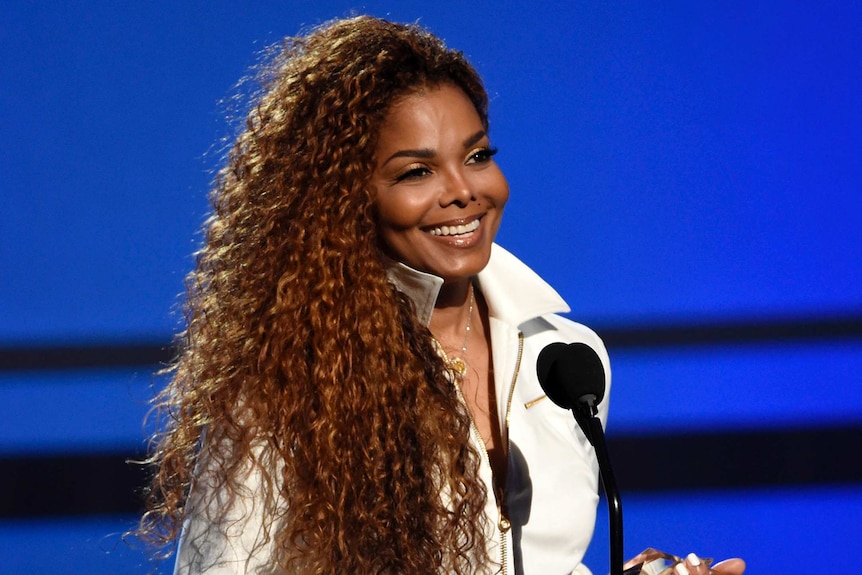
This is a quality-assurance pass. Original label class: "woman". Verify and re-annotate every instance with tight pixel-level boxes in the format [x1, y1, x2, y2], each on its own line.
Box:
[139, 15, 741, 575]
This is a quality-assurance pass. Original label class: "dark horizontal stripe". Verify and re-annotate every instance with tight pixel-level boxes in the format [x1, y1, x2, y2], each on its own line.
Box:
[3, 314, 862, 372]
[610, 423, 862, 492]
[0, 452, 150, 519]
[601, 314, 862, 349]
[0, 341, 174, 372]
[1, 424, 859, 518]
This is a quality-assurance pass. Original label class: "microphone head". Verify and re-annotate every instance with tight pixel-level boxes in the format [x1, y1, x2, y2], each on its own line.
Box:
[536, 342, 605, 410]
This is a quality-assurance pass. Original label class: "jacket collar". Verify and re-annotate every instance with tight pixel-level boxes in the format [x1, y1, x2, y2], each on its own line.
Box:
[386, 243, 570, 328]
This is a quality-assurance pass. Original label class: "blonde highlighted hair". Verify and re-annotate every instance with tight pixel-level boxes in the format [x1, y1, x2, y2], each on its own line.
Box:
[139, 15, 494, 574]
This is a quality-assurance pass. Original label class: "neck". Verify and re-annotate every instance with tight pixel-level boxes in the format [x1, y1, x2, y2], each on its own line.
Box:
[436, 277, 473, 307]
[429, 278, 474, 341]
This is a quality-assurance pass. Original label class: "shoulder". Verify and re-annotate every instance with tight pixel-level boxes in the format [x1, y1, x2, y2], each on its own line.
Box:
[520, 313, 612, 423]
[542, 314, 606, 352]
[174, 437, 281, 574]
[521, 313, 609, 368]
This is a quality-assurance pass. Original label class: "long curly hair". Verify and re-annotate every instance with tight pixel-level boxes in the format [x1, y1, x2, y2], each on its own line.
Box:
[139, 15, 494, 574]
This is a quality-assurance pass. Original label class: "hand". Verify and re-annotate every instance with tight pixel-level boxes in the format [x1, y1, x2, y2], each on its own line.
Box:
[623, 549, 745, 575]
[710, 558, 745, 575]
[677, 553, 745, 575]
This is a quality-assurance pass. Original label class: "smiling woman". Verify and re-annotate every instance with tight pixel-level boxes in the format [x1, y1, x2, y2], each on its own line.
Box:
[135, 14, 738, 575]
[372, 84, 509, 286]
[372, 83, 514, 519]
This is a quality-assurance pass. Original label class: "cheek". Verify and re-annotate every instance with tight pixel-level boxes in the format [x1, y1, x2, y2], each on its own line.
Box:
[375, 190, 433, 231]
[488, 169, 510, 208]
[498, 178, 510, 207]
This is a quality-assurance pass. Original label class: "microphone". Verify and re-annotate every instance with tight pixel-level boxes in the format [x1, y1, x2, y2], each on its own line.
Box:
[536, 342, 605, 409]
[537, 342, 624, 575]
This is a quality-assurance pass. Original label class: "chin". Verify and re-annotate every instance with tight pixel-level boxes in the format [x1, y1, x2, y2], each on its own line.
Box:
[437, 256, 492, 282]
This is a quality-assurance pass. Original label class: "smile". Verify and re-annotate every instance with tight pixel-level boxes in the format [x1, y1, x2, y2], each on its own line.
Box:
[428, 219, 480, 237]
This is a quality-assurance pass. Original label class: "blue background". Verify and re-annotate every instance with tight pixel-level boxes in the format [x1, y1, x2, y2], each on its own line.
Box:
[2, 1, 860, 573]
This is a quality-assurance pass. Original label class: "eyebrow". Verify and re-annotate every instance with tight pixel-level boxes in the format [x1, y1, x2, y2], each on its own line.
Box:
[382, 130, 488, 166]
[463, 130, 486, 149]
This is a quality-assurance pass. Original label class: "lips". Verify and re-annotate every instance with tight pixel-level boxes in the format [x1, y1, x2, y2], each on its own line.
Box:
[427, 218, 481, 237]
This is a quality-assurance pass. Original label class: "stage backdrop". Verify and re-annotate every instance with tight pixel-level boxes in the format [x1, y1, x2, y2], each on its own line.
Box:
[2, 2, 860, 573]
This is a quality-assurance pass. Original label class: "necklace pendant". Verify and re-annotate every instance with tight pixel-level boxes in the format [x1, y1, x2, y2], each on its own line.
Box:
[449, 357, 467, 378]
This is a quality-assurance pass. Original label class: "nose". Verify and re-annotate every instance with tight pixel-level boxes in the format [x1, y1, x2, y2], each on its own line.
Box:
[439, 168, 474, 208]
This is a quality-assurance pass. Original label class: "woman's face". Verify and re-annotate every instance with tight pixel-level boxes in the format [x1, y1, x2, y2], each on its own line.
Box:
[371, 83, 509, 283]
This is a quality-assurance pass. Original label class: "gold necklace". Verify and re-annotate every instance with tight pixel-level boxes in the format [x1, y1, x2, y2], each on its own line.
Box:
[442, 282, 475, 380]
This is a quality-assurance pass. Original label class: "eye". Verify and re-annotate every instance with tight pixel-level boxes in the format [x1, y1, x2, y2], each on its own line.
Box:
[394, 165, 432, 183]
[466, 147, 498, 165]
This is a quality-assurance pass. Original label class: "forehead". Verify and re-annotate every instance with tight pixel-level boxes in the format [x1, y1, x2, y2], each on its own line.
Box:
[376, 84, 483, 146]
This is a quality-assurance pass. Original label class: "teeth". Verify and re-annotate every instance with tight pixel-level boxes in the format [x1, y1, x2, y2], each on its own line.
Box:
[429, 219, 480, 236]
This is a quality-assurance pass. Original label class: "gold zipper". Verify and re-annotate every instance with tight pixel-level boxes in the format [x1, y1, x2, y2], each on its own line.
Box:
[502, 332, 524, 469]
[441, 332, 524, 575]
[497, 332, 523, 575]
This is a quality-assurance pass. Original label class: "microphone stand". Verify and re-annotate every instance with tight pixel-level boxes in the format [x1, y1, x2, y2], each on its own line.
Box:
[574, 395, 624, 575]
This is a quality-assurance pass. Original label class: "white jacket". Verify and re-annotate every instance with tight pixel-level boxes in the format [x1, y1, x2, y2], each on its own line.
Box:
[390, 244, 610, 575]
[174, 244, 610, 575]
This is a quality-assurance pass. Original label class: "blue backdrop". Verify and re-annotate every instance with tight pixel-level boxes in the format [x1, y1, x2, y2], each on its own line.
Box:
[2, 2, 860, 573]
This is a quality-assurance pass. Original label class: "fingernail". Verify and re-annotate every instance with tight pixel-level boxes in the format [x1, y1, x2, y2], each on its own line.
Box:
[686, 553, 701, 567]
[675, 563, 690, 575]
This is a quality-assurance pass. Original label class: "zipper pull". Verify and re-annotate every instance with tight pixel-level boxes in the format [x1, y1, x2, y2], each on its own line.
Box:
[495, 488, 511, 534]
